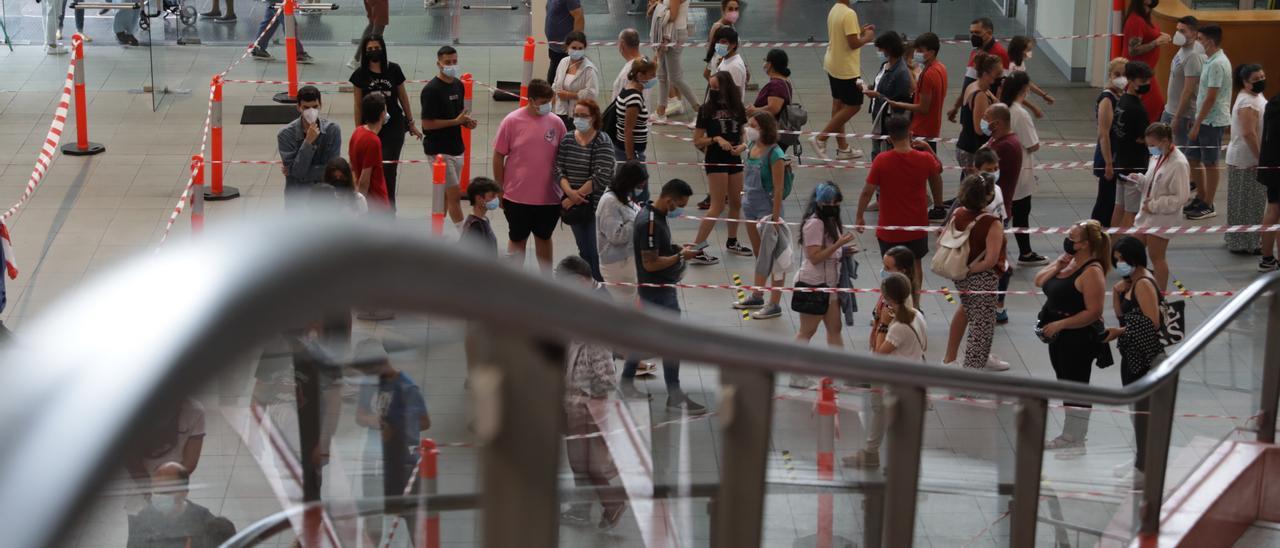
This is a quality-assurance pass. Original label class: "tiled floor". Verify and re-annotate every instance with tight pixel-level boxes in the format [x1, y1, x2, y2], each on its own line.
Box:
[0, 2, 1273, 547]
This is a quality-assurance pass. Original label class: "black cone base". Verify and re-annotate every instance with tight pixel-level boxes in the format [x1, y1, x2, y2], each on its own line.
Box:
[204, 185, 241, 201]
[61, 142, 106, 156]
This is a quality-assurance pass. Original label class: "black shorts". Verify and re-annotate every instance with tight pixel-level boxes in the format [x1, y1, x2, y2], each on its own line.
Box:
[503, 200, 560, 241]
[704, 162, 743, 175]
[827, 74, 865, 108]
[1266, 180, 1280, 204]
[878, 237, 929, 263]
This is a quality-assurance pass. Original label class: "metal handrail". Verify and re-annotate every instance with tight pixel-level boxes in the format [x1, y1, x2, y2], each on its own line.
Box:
[0, 217, 1275, 548]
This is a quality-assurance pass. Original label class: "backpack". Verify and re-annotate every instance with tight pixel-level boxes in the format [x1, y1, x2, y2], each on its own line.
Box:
[601, 94, 621, 143]
[930, 214, 990, 281]
[776, 80, 807, 149]
[760, 145, 794, 199]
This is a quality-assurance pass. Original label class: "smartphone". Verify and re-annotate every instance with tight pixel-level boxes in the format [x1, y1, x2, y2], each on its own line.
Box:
[692, 241, 710, 251]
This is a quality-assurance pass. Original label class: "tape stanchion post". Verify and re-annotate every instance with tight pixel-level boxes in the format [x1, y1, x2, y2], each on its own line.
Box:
[520, 37, 534, 108]
[273, 0, 299, 104]
[415, 438, 441, 548]
[60, 34, 105, 156]
[206, 76, 240, 201]
[432, 155, 446, 236]
[461, 73, 473, 192]
[190, 155, 205, 235]
[816, 378, 837, 547]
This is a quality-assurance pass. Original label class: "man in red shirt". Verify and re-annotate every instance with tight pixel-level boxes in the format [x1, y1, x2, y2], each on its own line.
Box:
[856, 114, 942, 291]
[947, 17, 1009, 123]
[886, 32, 948, 221]
[349, 93, 391, 210]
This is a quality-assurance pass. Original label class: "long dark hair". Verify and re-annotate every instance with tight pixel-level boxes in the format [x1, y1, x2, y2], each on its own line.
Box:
[1007, 35, 1032, 66]
[609, 161, 648, 205]
[999, 71, 1031, 106]
[800, 182, 844, 246]
[703, 71, 745, 119]
[1125, 0, 1151, 23]
[359, 34, 391, 72]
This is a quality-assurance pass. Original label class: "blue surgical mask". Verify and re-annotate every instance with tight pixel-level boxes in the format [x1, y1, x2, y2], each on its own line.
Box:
[569, 49, 585, 61]
[876, 50, 886, 61]
[879, 268, 891, 280]
[980, 119, 992, 136]
[441, 65, 460, 79]
[1115, 261, 1134, 278]
[642, 78, 658, 90]
[714, 43, 730, 58]
[485, 197, 500, 211]
[1148, 145, 1163, 158]
[983, 170, 1000, 182]
[573, 117, 591, 132]
[913, 52, 925, 65]
[667, 207, 685, 219]
[537, 102, 552, 116]
[633, 186, 647, 198]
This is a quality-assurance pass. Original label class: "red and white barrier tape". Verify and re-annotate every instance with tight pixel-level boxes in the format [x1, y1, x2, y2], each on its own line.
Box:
[680, 213, 1280, 237]
[218, 7, 282, 78]
[539, 32, 1120, 49]
[159, 86, 216, 246]
[380, 452, 425, 548]
[601, 280, 1234, 298]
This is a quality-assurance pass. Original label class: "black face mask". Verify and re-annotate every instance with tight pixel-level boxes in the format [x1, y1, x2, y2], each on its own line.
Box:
[970, 34, 984, 49]
[1063, 237, 1078, 255]
[819, 205, 840, 218]
[365, 49, 386, 64]
[1136, 83, 1152, 95]
[1253, 80, 1267, 94]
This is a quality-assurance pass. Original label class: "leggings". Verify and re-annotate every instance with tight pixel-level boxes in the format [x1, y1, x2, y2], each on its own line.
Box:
[380, 116, 406, 208]
[1011, 196, 1033, 256]
[1091, 175, 1116, 228]
[656, 29, 699, 114]
[1048, 327, 1095, 408]
[956, 270, 998, 369]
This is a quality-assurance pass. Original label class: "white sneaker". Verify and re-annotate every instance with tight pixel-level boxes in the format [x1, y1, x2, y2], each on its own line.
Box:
[808, 135, 829, 160]
[983, 355, 1011, 371]
[836, 147, 864, 160]
[665, 99, 684, 116]
[941, 360, 958, 368]
[45, 45, 69, 55]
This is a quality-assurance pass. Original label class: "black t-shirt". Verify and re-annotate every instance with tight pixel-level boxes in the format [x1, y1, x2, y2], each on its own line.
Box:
[1111, 93, 1151, 171]
[420, 76, 466, 156]
[349, 63, 407, 123]
[633, 205, 685, 284]
[695, 102, 746, 164]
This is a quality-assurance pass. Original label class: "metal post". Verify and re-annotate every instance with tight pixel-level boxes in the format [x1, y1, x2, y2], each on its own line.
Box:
[713, 368, 774, 548]
[461, 73, 474, 192]
[470, 333, 564, 548]
[881, 385, 926, 547]
[1010, 397, 1047, 546]
[206, 75, 239, 201]
[1259, 291, 1280, 443]
[61, 34, 105, 156]
[1138, 375, 1179, 540]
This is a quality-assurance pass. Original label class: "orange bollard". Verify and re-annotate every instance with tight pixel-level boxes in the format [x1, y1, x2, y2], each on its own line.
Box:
[415, 438, 440, 548]
[817, 378, 837, 548]
[272, 0, 300, 104]
[190, 155, 206, 235]
[461, 73, 474, 192]
[432, 154, 446, 236]
[206, 76, 240, 201]
[61, 34, 105, 156]
[520, 36, 535, 107]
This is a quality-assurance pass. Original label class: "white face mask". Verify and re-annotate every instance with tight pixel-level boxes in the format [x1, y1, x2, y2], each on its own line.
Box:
[382, 111, 390, 125]
[1172, 31, 1187, 47]
[569, 49, 585, 61]
[1112, 76, 1128, 90]
[745, 126, 759, 143]
[302, 108, 319, 124]
[441, 64, 460, 78]
[1025, 51, 1033, 61]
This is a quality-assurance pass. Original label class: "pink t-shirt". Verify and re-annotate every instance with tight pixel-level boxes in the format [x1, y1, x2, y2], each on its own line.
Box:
[493, 107, 567, 206]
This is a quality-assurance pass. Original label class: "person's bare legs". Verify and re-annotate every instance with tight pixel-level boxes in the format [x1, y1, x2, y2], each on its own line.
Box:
[1143, 234, 1171, 291]
[822, 295, 843, 348]
[819, 99, 856, 151]
[944, 305, 968, 364]
[797, 313, 823, 343]
[1188, 158, 1205, 203]
[508, 239, 527, 266]
[445, 186, 464, 224]
[694, 174, 729, 244]
[1203, 163, 1221, 209]
[727, 172, 744, 241]
[1263, 203, 1280, 258]
[533, 237, 554, 272]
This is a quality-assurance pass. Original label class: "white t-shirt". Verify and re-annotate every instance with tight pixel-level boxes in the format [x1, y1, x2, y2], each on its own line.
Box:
[1009, 102, 1040, 201]
[663, 0, 688, 30]
[140, 398, 207, 473]
[1226, 91, 1267, 168]
[885, 311, 927, 361]
[711, 54, 748, 101]
[612, 58, 635, 101]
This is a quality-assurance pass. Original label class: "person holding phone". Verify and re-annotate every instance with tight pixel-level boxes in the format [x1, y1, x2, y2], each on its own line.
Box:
[421, 46, 478, 229]
[792, 183, 856, 388]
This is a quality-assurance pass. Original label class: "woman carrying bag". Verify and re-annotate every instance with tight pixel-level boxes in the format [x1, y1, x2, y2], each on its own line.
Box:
[555, 99, 615, 281]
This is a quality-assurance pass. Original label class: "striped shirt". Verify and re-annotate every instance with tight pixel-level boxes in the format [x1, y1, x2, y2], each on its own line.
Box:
[615, 88, 649, 150]
[555, 131, 616, 208]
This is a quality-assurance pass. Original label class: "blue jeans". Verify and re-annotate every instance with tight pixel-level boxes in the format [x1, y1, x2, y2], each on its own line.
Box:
[569, 218, 603, 282]
[255, 4, 306, 53]
[622, 287, 680, 388]
[60, 0, 86, 33]
[113, 6, 139, 34]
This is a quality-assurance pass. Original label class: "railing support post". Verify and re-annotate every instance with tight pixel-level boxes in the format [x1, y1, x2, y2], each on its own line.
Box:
[1010, 397, 1047, 546]
[1139, 373, 1179, 540]
[713, 368, 774, 548]
[1259, 291, 1280, 443]
[881, 385, 925, 547]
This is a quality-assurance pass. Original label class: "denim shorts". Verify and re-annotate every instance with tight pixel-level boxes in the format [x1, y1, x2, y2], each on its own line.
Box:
[742, 186, 781, 221]
[1184, 123, 1225, 166]
[1158, 111, 1193, 147]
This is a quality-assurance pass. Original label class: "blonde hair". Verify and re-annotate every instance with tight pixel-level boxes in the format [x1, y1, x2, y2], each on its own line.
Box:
[1075, 219, 1112, 274]
[1107, 57, 1129, 78]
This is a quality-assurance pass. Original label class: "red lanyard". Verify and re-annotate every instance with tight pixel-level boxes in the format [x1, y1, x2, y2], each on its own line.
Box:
[1144, 151, 1171, 201]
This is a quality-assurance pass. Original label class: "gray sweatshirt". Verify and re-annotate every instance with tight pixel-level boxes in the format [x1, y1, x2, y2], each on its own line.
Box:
[277, 117, 343, 195]
[595, 190, 640, 265]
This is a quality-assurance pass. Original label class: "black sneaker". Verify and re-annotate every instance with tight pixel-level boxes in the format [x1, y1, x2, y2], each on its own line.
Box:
[251, 47, 272, 60]
[697, 195, 711, 210]
[121, 33, 139, 46]
[942, 198, 956, 208]
[666, 395, 707, 415]
[199, 9, 221, 17]
[928, 205, 947, 222]
[213, 14, 237, 23]
[725, 240, 752, 256]
[1186, 203, 1216, 221]
[1017, 252, 1049, 266]
[733, 295, 765, 309]
[688, 251, 720, 265]
[1260, 256, 1279, 272]
[1183, 198, 1202, 213]
[296, 52, 314, 64]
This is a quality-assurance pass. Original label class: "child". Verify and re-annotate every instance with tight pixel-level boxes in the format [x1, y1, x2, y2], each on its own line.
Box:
[312, 157, 367, 213]
[1007, 36, 1055, 119]
[844, 272, 926, 469]
[554, 256, 628, 529]
[460, 177, 501, 257]
[733, 111, 792, 319]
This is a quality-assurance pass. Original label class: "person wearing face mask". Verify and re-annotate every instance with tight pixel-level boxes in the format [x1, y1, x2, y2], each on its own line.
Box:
[868, 246, 920, 361]
[314, 157, 367, 213]
[746, 50, 792, 129]
[349, 35, 421, 212]
[621, 178, 706, 414]
[1103, 236, 1163, 487]
[792, 183, 857, 385]
[1121, 0, 1170, 123]
[998, 71, 1047, 266]
[545, 0, 585, 83]
[1006, 36, 1054, 118]
[979, 104, 1022, 219]
[596, 161, 648, 304]
[421, 46, 477, 230]
[857, 114, 940, 294]
[815, 0, 875, 162]
[1035, 220, 1112, 457]
[939, 176, 1008, 371]
[706, 26, 747, 102]
[1184, 25, 1232, 221]
[648, 0, 699, 119]
[349, 0, 390, 69]
[277, 86, 342, 208]
[614, 58, 657, 163]
[691, 71, 750, 264]
[883, 33, 948, 221]
[555, 99, 615, 280]
[1127, 123, 1189, 293]
[1106, 61, 1155, 229]
[702, 0, 741, 82]
[349, 93, 393, 212]
[1160, 17, 1204, 164]
[494, 80, 567, 271]
[733, 112, 791, 320]
[128, 462, 221, 548]
[460, 177, 502, 258]
[947, 17, 1009, 125]
[955, 54, 1002, 184]
[1225, 64, 1268, 256]
[1091, 57, 1132, 226]
[552, 32, 601, 128]
[861, 31, 914, 159]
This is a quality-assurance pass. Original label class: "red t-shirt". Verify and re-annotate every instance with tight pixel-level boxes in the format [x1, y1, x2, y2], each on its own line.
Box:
[964, 40, 1010, 80]
[866, 148, 942, 242]
[1122, 14, 1166, 122]
[910, 61, 948, 139]
[349, 126, 389, 208]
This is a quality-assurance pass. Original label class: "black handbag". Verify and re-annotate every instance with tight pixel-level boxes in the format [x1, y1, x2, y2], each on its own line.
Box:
[790, 282, 830, 315]
[560, 139, 599, 226]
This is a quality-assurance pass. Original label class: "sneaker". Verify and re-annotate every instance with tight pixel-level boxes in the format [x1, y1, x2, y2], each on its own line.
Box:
[688, 251, 720, 265]
[995, 309, 1009, 324]
[200, 9, 222, 17]
[808, 135, 829, 160]
[942, 197, 956, 208]
[213, 14, 237, 23]
[57, 30, 62, 41]
[841, 449, 881, 469]
[1185, 204, 1216, 220]
[836, 147, 864, 160]
[928, 206, 947, 222]
[733, 295, 765, 309]
[985, 354, 1011, 371]
[751, 303, 783, 319]
[1182, 198, 1202, 213]
[251, 47, 272, 60]
[941, 360, 958, 368]
[296, 52, 315, 64]
[45, 44, 69, 55]
[635, 359, 658, 376]
[697, 195, 711, 210]
[725, 240, 752, 256]
[1017, 252, 1049, 266]
[619, 382, 651, 400]
[666, 395, 708, 415]
[1053, 444, 1088, 460]
[866, 200, 879, 212]
[561, 506, 591, 526]
[123, 33, 139, 46]
[599, 502, 628, 530]
[1260, 256, 1279, 272]
[665, 99, 684, 116]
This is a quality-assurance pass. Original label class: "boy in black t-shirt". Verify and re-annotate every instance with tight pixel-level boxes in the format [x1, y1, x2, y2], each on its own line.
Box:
[1111, 61, 1155, 228]
[460, 177, 501, 257]
[421, 46, 478, 230]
